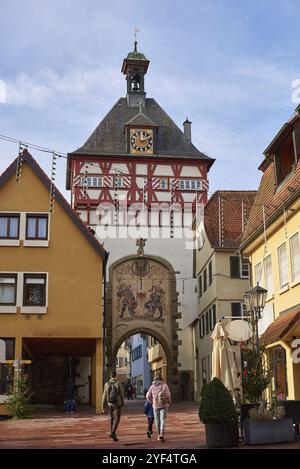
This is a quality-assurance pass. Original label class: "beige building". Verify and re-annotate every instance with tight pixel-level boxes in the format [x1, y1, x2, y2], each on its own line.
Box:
[192, 191, 256, 399]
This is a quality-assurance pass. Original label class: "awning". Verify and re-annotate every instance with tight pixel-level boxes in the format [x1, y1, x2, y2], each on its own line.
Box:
[260, 307, 300, 345]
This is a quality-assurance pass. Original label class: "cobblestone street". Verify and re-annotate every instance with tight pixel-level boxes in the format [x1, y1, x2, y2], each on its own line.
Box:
[0, 400, 205, 449]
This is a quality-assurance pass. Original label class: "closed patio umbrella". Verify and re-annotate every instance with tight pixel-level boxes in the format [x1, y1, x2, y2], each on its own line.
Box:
[211, 322, 241, 395]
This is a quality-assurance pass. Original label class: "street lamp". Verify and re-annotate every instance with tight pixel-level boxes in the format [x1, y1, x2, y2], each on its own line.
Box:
[243, 283, 268, 351]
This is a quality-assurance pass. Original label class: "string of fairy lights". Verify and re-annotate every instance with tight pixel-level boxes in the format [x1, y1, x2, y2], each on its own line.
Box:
[1, 132, 296, 295]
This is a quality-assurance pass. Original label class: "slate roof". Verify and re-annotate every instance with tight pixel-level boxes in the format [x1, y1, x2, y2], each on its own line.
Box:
[204, 190, 257, 249]
[0, 150, 108, 261]
[260, 307, 300, 345]
[69, 98, 214, 164]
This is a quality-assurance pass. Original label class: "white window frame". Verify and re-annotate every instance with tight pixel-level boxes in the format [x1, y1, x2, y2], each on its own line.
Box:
[278, 242, 289, 290]
[254, 262, 262, 286]
[264, 254, 273, 297]
[0, 274, 18, 313]
[179, 179, 202, 191]
[80, 176, 103, 188]
[115, 177, 124, 188]
[290, 232, 300, 284]
[240, 258, 250, 278]
[159, 178, 168, 190]
[23, 212, 50, 247]
[0, 272, 49, 315]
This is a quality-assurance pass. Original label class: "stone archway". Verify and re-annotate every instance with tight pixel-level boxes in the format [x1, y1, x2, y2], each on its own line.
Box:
[105, 253, 181, 399]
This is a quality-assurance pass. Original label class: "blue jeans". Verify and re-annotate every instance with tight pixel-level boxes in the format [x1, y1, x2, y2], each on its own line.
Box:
[66, 399, 75, 412]
[154, 407, 167, 435]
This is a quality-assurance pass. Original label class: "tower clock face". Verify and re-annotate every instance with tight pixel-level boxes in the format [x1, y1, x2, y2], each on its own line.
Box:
[130, 129, 153, 154]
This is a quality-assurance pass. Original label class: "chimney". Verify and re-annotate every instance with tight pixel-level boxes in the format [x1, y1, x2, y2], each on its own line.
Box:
[183, 117, 192, 142]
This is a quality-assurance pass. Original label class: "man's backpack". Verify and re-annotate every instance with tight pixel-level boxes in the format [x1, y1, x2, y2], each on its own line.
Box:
[107, 383, 118, 405]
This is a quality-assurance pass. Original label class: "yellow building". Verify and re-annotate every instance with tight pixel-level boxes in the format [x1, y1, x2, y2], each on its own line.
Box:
[0, 150, 107, 415]
[241, 104, 300, 400]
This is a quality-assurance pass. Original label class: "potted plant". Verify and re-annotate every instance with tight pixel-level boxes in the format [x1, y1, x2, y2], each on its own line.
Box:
[243, 398, 295, 445]
[199, 378, 239, 447]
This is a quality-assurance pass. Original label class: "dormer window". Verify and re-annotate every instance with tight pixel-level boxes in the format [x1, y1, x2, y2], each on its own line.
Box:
[274, 132, 296, 186]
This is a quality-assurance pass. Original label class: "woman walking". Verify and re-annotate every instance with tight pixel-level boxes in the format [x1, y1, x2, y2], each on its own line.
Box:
[146, 373, 171, 442]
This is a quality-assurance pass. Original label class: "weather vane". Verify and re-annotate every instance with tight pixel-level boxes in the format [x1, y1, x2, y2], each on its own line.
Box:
[134, 27, 140, 51]
[134, 27, 140, 41]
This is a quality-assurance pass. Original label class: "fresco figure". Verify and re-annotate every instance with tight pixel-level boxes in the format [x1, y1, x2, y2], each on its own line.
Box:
[117, 284, 137, 318]
[144, 285, 164, 319]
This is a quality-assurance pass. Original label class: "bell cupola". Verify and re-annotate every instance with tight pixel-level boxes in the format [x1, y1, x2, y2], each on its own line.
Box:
[121, 41, 149, 108]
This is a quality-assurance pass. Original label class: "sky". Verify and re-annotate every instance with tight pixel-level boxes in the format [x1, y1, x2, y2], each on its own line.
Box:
[0, 0, 300, 200]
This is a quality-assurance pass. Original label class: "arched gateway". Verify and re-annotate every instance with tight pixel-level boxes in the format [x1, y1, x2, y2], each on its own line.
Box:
[105, 248, 181, 399]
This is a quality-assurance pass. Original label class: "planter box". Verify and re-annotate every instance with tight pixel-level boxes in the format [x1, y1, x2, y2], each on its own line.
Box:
[205, 423, 239, 448]
[244, 418, 294, 445]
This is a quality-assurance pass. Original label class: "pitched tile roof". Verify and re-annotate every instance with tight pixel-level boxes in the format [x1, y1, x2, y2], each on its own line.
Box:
[0, 150, 108, 261]
[204, 190, 257, 248]
[241, 112, 300, 248]
[241, 156, 300, 248]
[69, 98, 214, 163]
[260, 307, 300, 345]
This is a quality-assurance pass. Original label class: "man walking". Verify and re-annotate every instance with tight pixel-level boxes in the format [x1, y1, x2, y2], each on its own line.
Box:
[146, 373, 171, 442]
[102, 370, 124, 442]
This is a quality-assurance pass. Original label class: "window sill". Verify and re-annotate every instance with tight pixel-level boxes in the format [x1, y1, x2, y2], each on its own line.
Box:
[0, 306, 17, 314]
[21, 306, 47, 314]
[265, 294, 274, 303]
[291, 279, 300, 288]
[23, 240, 49, 247]
[0, 240, 21, 246]
[279, 286, 289, 295]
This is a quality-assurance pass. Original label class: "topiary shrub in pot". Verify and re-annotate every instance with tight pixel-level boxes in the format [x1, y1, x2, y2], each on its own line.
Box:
[199, 378, 239, 448]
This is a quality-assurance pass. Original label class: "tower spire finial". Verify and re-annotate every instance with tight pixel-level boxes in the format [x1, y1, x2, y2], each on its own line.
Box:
[134, 27, 140, 51]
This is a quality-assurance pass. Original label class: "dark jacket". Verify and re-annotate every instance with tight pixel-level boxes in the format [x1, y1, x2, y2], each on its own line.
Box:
[144, 399, 154, 418]
[65, 382, 75, 400]
[102, 378, 124, 409]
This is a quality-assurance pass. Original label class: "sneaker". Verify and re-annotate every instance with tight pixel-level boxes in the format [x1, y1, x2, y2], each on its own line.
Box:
[147, 431, 152, 438]
[159, 435, 165, 442]
[157, 436, 161, 441]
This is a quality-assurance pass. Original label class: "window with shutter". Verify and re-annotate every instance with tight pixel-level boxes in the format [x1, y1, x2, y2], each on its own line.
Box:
[198, 275, 202, 298]
[203, 269, 207, 291]
[205, 311, 209, 335]
[211, 304, 216, 330]
[208, 261, 212, 285]
[201, 316, 205, 338]
[230, 256, 240, 278]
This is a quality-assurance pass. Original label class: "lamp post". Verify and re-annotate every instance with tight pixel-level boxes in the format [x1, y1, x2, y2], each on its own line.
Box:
[243, 283, 268, 351]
